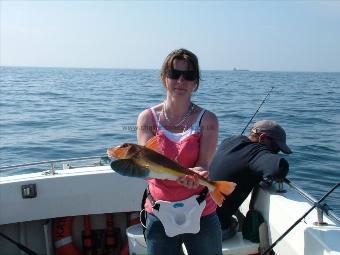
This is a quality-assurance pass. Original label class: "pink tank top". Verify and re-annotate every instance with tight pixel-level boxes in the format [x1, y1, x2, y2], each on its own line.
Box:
[144, 107, 217, 216]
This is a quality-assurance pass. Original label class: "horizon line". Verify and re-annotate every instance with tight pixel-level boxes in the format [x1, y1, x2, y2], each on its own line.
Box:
[1, 65, 339, 74]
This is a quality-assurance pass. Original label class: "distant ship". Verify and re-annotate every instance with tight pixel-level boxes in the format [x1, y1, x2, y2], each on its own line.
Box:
[233, 68, 249, 71]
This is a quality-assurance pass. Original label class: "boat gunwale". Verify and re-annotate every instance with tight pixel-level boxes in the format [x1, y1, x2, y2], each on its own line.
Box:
[1, 157, 339, 224]
[0, 156, 109, 171]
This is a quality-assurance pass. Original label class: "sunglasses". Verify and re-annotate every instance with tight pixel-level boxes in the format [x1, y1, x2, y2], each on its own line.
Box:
[167, 69, 196, 81]
[251, 128, 280, 153]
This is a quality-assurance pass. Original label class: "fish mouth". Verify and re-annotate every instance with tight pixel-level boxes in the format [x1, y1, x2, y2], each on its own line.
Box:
[107, 143, 130, 159]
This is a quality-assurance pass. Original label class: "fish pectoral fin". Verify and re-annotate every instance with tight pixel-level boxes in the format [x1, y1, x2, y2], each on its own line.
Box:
[110, 159, 149, 178]
[145, 136, 163, 154]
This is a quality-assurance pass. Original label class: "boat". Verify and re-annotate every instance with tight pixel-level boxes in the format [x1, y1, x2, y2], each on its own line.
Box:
[0, 157, 339, 255]
[233, 68, 250, 72]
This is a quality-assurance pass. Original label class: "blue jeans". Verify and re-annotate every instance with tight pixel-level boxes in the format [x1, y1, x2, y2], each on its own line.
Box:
[145, 212, 222, 255]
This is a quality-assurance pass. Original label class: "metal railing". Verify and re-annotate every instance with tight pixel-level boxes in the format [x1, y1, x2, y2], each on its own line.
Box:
[0, 156, 110, 173]
[279, 178, 340, 224]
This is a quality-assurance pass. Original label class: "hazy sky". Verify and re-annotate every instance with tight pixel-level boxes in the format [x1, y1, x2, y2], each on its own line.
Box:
[1, 1, 340, 72]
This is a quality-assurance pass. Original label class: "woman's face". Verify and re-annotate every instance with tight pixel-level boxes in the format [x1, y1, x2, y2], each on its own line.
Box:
[165, 59, 197, 98]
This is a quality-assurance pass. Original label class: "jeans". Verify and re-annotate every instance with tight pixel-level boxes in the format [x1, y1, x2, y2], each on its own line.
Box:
[145, 212, 222, 255]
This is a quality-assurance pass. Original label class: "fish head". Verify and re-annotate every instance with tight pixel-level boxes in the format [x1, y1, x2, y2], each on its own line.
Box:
[107, 143, 140, 159]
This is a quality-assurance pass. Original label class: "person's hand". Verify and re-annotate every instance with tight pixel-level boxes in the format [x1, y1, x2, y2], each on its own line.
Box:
[176, 167, 208, 189]
[190, 167, 209, 178]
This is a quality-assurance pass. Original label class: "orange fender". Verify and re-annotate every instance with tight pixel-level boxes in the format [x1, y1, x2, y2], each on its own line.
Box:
[52, 217, 82, 255]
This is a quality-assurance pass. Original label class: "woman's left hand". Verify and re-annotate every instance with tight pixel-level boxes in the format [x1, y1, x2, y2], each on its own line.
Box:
[191, 167, 209, 178]
[177, 167, 208, 189]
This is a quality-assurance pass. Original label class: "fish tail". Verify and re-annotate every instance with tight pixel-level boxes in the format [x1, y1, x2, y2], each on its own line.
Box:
[210, 181, 236, 207]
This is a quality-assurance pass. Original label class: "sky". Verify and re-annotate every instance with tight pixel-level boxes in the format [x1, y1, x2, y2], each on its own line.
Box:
[1, 1, 340, 72]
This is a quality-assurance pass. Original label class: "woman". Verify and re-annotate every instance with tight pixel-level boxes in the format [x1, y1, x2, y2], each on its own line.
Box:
[137, 49, 221, 255]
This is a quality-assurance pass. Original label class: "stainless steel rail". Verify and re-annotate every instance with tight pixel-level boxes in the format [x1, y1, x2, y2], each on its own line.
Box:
[283, 178, 340, 224]
[0, 156, 109, 171]
[264, 181, 340, 255]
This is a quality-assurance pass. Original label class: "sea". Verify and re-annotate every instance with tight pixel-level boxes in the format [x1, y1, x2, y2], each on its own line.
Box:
[0, 66, 339, 217]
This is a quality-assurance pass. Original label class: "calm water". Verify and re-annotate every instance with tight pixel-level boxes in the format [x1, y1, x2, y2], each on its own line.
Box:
[0, 66, 339, 216]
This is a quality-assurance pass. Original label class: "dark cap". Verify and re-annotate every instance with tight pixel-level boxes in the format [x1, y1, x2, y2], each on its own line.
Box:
[251, 120, 292, 154]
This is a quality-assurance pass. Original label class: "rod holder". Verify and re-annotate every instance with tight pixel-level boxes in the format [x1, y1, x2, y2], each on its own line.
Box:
[50, 162, 55, 175]
[314, 205, 328, 226]
[276, 181, 286, 193]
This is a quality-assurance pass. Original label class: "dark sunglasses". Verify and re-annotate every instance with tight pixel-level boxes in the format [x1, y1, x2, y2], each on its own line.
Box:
[167, 69, 196, 81]
[251, 128, 280, 153]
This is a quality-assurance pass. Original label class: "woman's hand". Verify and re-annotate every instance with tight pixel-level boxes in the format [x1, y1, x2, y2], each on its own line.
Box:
[191, 167, 209, 178]
[177, 167, 208, 189]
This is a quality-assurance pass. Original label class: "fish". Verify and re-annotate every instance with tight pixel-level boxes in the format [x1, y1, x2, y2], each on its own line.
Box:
[107, 138, 236, 206]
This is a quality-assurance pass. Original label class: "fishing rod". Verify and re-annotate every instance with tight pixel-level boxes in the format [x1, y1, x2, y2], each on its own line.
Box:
[262, 181, 340, 255]
[240, 86, 274, 135]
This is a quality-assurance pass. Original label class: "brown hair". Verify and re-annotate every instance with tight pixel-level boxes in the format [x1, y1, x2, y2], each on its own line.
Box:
[160, 48, 200, 91]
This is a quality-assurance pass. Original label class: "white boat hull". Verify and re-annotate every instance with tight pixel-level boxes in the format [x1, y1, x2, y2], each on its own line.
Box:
[239, 184, 340, 255]
[0, 166, 146, 225]
[1, 165, 339, 254]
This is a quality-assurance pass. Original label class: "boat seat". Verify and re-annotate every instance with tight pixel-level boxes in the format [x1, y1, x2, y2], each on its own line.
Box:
[127, 224, 259, 255]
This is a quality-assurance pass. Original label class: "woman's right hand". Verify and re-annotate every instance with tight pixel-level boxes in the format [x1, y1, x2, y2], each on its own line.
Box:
[176, 167, 208, 189]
